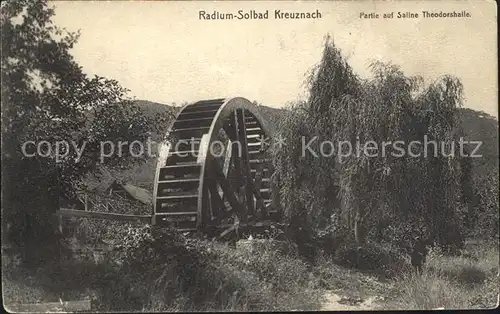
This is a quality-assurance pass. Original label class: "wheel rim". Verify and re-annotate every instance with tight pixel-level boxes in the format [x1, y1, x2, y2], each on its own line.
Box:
[153, 97, 277, 231]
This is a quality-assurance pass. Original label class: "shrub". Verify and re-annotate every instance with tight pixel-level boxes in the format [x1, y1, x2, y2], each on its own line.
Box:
[273, 36, 469, 254]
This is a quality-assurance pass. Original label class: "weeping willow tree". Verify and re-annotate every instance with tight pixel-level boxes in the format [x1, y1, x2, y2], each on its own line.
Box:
[273, 36, 471, 252]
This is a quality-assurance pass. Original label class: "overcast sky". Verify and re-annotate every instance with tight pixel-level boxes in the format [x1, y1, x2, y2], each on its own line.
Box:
[52, 0, 497, 117]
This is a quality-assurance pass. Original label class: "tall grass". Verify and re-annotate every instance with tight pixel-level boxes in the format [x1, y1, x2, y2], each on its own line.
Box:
[394, 245, 499, 310]
[148, 239, 323, 311]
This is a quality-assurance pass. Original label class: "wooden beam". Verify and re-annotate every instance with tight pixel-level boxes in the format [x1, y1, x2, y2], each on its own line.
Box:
[217, 224, 238, 240]
[211, 157, 245, 218]
[56, 208, 152, 223]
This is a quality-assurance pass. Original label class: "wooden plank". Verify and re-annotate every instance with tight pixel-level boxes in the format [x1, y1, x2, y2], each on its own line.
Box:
[7, 300, 91, 312]
[56, 208, 152, 223]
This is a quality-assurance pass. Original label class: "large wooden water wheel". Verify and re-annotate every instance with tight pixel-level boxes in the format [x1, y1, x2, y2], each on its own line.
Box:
[152, 97, 280, 233]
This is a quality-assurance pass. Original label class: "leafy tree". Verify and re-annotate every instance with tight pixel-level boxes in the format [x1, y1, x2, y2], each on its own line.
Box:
[1, 0, 170, 265]
[273, 36, 473, 252]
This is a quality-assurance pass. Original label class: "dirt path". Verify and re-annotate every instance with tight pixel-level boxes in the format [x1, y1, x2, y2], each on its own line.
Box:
[320, 291, 383, 311]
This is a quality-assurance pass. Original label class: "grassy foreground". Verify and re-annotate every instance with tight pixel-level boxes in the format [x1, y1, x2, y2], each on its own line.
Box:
[2, 227, 499, 311]
[390, 243, 499, 310]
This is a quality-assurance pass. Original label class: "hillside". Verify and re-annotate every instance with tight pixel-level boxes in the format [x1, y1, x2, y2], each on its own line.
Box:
[121, 100, 497, 193]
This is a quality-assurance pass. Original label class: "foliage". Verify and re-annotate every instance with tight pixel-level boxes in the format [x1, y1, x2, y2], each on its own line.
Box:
[1, 0, 171, 262]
